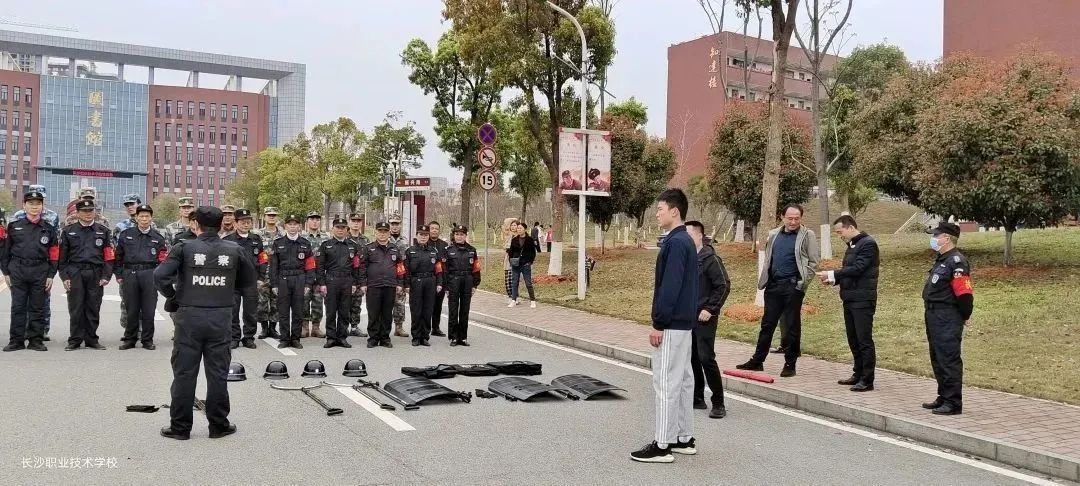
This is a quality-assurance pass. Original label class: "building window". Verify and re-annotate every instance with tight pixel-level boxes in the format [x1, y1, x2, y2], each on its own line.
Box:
[242, 105, 248, 123]
[175, 171, 180, 185]
[198, 147, 205, 163]
[785, 69, 795, 79]
[13, 87, 20, 106]
[240, 128, 248, 146]
[198, 125, 205, 143]
[154, 147, 160, 162]
[209, 149, 215, 163]
[231, 127, 237, 145]
[219, 176, 225, 190]
[176, 146, 182, 162]
[164, 169, 171, 187]
[165, 147, 171, 162]
[154, 123, 161, 141]
[231, 105, 238, 122]
[12, 111, 18, 129]
[187, 125, 193, 142]
[242, 149, 247, 160]
[728, 57, 745, 68]
[186, 147, 193, 162]
[156, 99, 162, 116]
[188, 101, 194, 117]
[220, 128, 226, 144]
[219, 149, 225, 163]
[164, 123, 171, 141]
[210, 103, 216, 119]
[0, 110, 6, 128]
[209, 174, 215, 188]
[25, 113, 31, 131]
[186, 173, 192, 185]
[0, 139, 5, 152]
[166, 100, 172, 115]
[23, 137, 30, 155]
[797, 100, 806, 109]
[23, 167, 28, 178]
[197, 172, 203, 189]
[199, 102, 206, 118]
[25, 88, 32, 105]
[230, 149, 237, 164]
[176, 100, 183, 118]
[209, 126, 216, 144]
[176, 124, 182, 141]
[0, 85, 7, 103]
[154, 172, 160, 186]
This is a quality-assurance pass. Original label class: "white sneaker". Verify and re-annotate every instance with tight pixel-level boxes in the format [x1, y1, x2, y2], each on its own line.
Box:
[507, 300, 518, 308]
[530, 301, 537, 309]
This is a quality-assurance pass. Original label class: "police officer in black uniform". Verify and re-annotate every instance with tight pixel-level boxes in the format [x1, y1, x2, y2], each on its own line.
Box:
[921, 222, 974, 416]
[359, 221, 404, 348]
[444, 225, 481, 346]
[1, 190, 59, 352]
[59, 199, 114, 351]
[224, 209, 267, 349]
[317, 216, 361, 348]
[114, 204, 169, 350]
[404, 225, 444, 346]
[155, 206, 256, 441]
[270, 214, 315, 349]
[428, 221, 449, 337]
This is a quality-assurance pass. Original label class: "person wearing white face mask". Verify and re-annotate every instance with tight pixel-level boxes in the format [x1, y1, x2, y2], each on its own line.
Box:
[920, 221, 974, 416]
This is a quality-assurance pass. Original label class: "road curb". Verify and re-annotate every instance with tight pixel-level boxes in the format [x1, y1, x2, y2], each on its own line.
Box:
[467, 309, 1080, 482]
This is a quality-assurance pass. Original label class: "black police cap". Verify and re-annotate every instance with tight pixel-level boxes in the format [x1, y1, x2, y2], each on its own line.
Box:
[75, 199, 96, 211]
[417, 224, 430, 234]
[927, 221, 961, 238]
[332, 216, 348, 227]
[452, 225, 468, 234]
[285, 214, 303, 224]
[193, 206, 224, 228]
[234, 208, 253, 220]
[24, 191, 45, 202]
[135, 204, 153, 215]
[375, 221, 390, 231]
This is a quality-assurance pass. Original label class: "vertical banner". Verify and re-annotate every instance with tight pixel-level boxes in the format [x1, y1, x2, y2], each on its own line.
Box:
[585, 132, 612, 193]
[558, 128, 585, 192]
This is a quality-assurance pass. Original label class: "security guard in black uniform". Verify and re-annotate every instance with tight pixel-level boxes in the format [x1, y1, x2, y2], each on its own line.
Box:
[359, 221, 405, 348]
[428, 221, 449, 337]
[317, 216, 361, 348]
[155, 206, 256, 440]
[404, 225, 444, 346]
[270, 214, 315, 349]
[59, 199, 114, 351]
[444, 225, 482, 346]
[114, 204, 169, 350]
[1, 190, 59, 352]
[224, 209, 267, 349]
[921, 222, 974, 416]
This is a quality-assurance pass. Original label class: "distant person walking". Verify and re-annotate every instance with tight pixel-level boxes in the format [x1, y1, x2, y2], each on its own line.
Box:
[508, 220, 537, 308]
[531, 222, 543, 253]
[631, 188, 699, 463]
[546, 226, 554, 253]
[500, 218, 516, 304]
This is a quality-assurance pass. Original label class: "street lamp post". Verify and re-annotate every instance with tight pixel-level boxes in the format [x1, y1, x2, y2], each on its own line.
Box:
[544, 0, 590, 301]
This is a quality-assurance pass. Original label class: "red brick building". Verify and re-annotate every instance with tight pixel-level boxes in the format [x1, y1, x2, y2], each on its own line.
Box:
[0, 69, 41, 194]
[666, 31, 837, 187]
[944, 0, 1080, 76]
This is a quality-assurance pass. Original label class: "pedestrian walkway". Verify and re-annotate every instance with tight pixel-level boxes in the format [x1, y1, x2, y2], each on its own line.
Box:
[467, 290, 1080, 481]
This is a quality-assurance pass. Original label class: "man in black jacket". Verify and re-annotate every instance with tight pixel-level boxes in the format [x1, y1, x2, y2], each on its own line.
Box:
[817, 215, 879, 392]
[685, 221, 730, 418]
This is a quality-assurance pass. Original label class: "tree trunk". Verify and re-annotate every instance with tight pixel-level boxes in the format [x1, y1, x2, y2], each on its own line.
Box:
[811, 77, 832, 259]
[547, 132, 565, 276]
[1004, 229, 1014, 267]
[521, 195, 528, 221]
[460, 158, 472, 228]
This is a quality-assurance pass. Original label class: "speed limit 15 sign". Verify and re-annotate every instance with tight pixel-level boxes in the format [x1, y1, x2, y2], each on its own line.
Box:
[478, 169, 497, 191]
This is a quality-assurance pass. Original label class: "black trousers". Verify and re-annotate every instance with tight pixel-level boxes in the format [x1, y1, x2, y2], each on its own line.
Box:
[691, 321, 725, 406]
[752, 280, 804, 365]
[231, 285, 259, 343]
[431, 287, 446, 333]
[925, 305, 964, 407]
[170, 306, 232, 434]
[366, 286, 396, 344]
[67, 267, 105, 347]
[409, 276, 436, 341]
[121, 268, 158, 344]
[7, 267, 48, 346]
[447, 275, 474, 342]
[276, 274, 306, 343]
[844, 301, 877, 384]
[324, 277, 352, 342]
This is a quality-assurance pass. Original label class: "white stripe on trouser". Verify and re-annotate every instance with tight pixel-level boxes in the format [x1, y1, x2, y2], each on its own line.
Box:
[652, 329, 693, 446]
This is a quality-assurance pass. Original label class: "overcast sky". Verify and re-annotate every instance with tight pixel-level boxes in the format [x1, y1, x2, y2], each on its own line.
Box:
[9, 0, 943, 185]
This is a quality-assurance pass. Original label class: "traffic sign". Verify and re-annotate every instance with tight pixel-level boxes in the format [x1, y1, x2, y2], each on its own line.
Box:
[477, 147, 497, 169]
[478, 169, 497, 191]
[477, 122, 497, 146]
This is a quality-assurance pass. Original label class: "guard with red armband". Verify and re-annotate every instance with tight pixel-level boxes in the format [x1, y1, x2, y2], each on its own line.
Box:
[358, 220, 405, 348]
[1, 190, 59, 352]
[921, 222, 975, 416]
[59, 199, 114, 351]
[444, 225, 482, 347]
[403, 224, 443, 347]
[315, 216, 361, 349]
[224, 209, 267, 349]
[114, 204, 170, 350]
[269, 214, 314, 349]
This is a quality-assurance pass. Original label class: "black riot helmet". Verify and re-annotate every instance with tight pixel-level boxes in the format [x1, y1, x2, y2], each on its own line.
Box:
[227, 362, 247, 382]
[301, 359, 327, 378]
[342, 359, 368, 377]
[263, 360, 289, 380]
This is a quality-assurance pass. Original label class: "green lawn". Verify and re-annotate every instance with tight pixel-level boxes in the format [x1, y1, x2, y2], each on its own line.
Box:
[481, 228, 1080, 405]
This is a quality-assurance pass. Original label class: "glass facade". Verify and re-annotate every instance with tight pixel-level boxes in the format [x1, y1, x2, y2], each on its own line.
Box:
[37, 76, 148, 219]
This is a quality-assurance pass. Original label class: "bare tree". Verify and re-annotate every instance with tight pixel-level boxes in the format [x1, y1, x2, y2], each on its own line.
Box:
[698, 0, 732, 102]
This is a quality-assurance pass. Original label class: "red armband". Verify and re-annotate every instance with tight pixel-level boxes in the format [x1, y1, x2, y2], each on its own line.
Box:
[0, 226, 7, 240]
[435, 260, 444, 274]
[258, 251, 269, 265]
[103, 246, 116, 262]
[304, 255, 316, 271]
[49, 244, 60, 262]
[472, 257, 482, 273]
[395, 261, 406, 278]
[352, 255, 360, 268]
[157, 248, 168, 263]
[951, 275, 973, 296]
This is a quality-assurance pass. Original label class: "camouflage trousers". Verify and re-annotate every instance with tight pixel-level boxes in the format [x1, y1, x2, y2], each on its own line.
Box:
[256, 281, 278, 324]
[304, 284, 324, 324]
[119, 296, 128, 328]
[392, 290, 407, 327]
[349, 286, 365, 328]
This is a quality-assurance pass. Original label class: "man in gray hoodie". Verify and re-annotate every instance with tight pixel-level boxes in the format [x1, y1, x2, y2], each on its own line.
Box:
[737, 204, 819, 377]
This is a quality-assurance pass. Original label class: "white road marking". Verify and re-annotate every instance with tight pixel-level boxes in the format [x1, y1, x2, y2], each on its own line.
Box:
[262, 338, 297, 356]
[330, 386, 415, 432]
[467, 317, 1060, 486]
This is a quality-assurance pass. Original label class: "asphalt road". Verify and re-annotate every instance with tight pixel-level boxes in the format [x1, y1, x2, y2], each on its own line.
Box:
[0, 281, 1067, 485]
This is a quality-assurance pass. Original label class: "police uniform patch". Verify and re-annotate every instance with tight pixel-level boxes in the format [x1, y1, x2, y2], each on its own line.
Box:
[953, 255, 961, 263]
[468, 258, 474, 264]
[40, 236, 49, 244]
[150, 247, 157, 257]
[431, 258, 436, 264]
[298, 252, 305, 259]
[253, 248, 259, 255]
[194, 253, 207, 266]
[931, 274, 940, 284]
[392, 254, 397, 261]
[94, 238, 103, 247]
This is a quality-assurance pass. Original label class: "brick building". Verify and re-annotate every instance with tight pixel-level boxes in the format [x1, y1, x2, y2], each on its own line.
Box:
[944, 0, 1080, 76]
